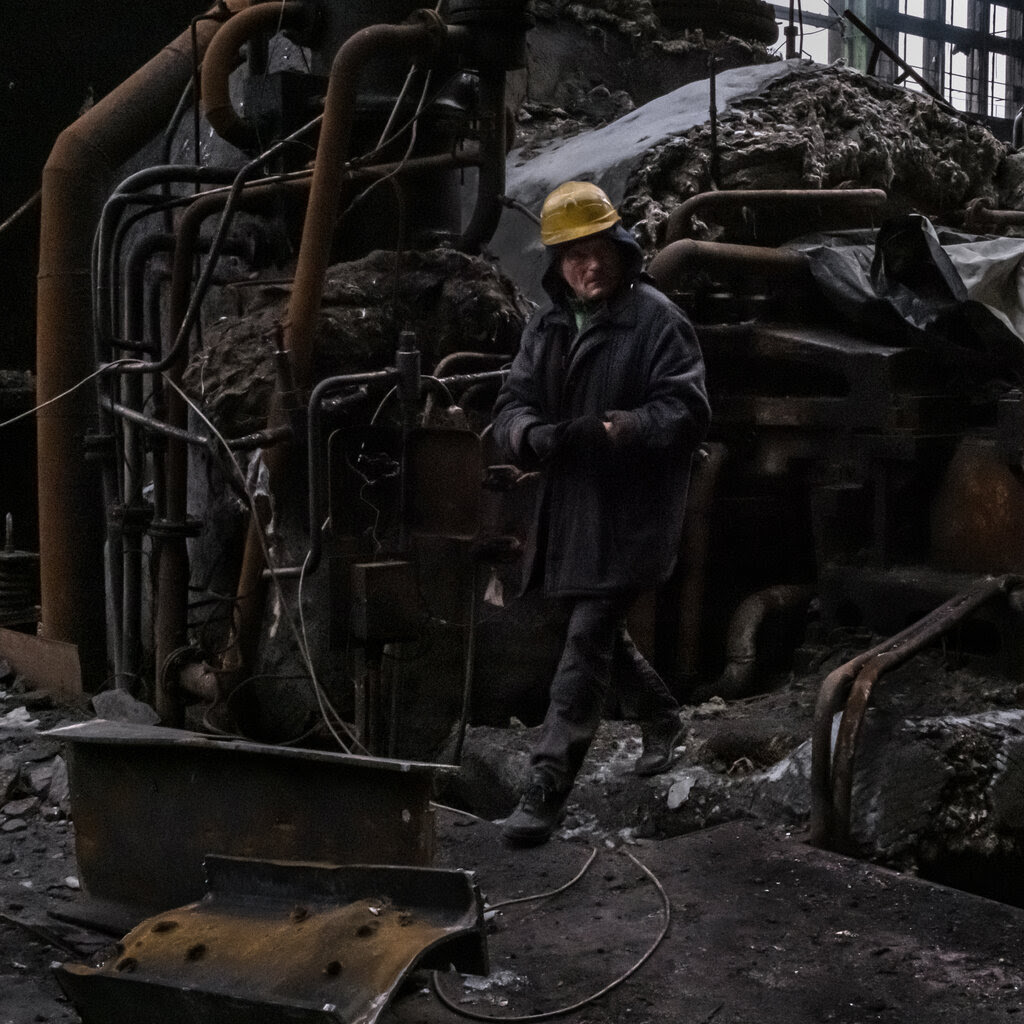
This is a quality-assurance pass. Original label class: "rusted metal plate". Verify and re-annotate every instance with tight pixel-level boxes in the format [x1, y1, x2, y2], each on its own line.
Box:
[405, 427, 482, 538]
[46, 721, 455, 917]
[56, 856, 487, 1024]
[0, 627, 81, 700]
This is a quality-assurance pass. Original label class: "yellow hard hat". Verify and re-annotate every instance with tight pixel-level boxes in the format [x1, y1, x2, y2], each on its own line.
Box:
[539, 181, 621, 246]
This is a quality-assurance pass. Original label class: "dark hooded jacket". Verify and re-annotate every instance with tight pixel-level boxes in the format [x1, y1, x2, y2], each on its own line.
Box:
[492, 223, 710, 597]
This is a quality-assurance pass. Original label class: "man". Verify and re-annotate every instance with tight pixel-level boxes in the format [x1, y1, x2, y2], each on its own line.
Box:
[492, 180, 710, 845]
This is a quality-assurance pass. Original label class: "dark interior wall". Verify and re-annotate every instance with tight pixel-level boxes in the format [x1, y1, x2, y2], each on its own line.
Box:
[0, 0, 208, 370]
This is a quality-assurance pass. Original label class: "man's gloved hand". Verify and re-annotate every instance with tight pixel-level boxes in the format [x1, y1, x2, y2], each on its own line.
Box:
[604, 409, 642, 447]
[524, 422, 567, 463]
[560, 416, 611, 460]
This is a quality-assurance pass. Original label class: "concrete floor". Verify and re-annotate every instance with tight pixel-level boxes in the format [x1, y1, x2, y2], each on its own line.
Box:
[383, 814, 1024, 1024]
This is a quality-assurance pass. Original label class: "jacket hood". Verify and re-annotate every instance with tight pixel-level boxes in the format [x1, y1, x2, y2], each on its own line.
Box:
[540, 221, 645, 305]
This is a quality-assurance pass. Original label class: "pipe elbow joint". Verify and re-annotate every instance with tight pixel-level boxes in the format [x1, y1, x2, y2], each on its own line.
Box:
[201, 0, 313, 152]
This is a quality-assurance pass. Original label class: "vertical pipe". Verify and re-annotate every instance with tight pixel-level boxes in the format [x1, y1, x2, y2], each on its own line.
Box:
[36, 0, 248, 688]
[120, 233, 175, 691]
[231, 15, 444, 679]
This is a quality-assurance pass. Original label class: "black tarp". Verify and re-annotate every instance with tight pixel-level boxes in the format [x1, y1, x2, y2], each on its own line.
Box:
[790, 215, 1024, 385]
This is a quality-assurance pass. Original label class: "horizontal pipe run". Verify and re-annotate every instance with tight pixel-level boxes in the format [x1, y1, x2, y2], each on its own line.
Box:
[665, 188, 889, 244]
[647, 239, 813, 294]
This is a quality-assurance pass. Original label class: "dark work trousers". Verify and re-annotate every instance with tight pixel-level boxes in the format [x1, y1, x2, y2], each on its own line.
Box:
[530, 593, 680, 793]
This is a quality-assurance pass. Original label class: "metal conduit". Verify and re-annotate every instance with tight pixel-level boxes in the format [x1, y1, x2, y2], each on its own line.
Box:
[153, 182, 309, 721]
[458, 69, 506, 253]
[150, 144, 487, 711]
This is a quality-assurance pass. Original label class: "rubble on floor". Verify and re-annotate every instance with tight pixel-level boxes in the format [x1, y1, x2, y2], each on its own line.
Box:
[448, 647, 1024, 903]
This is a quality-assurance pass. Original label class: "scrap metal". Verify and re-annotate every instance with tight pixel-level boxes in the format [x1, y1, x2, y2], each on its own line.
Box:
[56, 855, 488, 1024]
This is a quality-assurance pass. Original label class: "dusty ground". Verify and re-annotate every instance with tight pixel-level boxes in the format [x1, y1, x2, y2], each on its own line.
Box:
[3, 644, 1023, 1024]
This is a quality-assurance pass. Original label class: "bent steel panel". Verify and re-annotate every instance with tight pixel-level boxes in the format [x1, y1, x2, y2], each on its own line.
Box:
[48, 721, 454, 915]
[56, 856, 487, 1024]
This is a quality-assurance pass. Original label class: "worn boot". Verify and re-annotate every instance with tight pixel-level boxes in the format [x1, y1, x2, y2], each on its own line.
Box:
[501, 775, 569, 846]
[635, 714, 684, 776]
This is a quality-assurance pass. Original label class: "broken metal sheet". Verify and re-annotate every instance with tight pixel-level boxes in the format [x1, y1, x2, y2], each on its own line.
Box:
[56, 855, 488, 1024]
[45, 720, 456, 919]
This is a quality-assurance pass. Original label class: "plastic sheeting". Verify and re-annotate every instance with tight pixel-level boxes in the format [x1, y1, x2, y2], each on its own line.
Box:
[791, 215, 1024, 384]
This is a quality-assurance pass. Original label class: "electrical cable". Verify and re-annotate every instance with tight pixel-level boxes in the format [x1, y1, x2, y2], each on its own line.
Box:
[430, 801, 491, 824]
[485, 847, 599, 912]
[0, 190, 41, 236]
[297, 532, 372, 754]
[165, 374, 368, 754]
[0, 359, 140, 432]
[431, 849, 672, 1023]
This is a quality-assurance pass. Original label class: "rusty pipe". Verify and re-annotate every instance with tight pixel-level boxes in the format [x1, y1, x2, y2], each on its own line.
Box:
[963, 197, 1024, 232]
[37, 0, 249, 687]
[201, 0, 309, 151]
[153, 179, 308, 721]
[675, 441, 727, 682]
[715, 584, 815, 699]
[664, 188, 888, 244]
[280, 13, 446, 389]
[647, 239, 813, 295]
[828, 575, 1017, 852]
[230, 12, 448, 680]
[810, 574, 1016, 849]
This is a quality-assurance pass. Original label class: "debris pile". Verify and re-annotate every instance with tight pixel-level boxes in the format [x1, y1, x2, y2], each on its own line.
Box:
[1, 685, 71, 838]
[620, 63, 1009, 249]
[513, 0, 776, 154]
[185, 249, 531, 436]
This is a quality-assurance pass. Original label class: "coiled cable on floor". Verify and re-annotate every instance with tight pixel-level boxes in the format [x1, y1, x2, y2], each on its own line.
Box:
[432, 848, 671, 1022]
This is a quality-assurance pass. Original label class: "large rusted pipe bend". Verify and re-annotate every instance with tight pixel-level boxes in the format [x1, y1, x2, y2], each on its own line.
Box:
[665, 188, 889, 243]
[37, 0, 250, 686]
[201, 0, 310, 151]
[716, 584, 815, 699]
[648, 239, 813, 294]
[284, 12, 447, 388]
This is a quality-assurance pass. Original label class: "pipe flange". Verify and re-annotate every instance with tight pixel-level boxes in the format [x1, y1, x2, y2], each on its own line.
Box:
[149, 516, 204, 539]
[407, 6, 448, 40]
[109, 502, 156, 532]
[83, 431, 116, 462]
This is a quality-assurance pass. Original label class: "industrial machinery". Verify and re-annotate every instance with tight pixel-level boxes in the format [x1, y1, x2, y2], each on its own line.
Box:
[12, 0, 1024, 771]
[24, 0, 531, 756]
